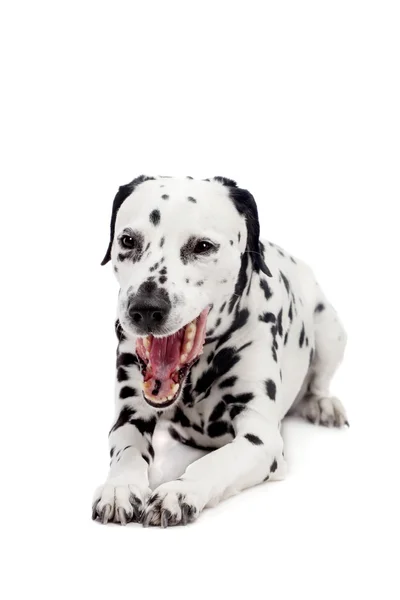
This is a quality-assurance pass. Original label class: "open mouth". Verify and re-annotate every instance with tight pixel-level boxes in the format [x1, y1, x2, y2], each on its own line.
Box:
[136, 307, 209, 408]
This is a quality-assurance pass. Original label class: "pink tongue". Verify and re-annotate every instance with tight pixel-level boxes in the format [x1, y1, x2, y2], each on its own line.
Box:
[149, 332, 183, 380]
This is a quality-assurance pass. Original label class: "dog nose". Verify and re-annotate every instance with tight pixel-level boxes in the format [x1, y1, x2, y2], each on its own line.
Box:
[128, 284, 171, 334]
[128, 304, 168, 329]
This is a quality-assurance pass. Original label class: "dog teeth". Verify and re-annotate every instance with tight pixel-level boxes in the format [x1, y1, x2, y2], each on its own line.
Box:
[171, 383, 179, 395]
[185, 322, 197, 341]
[184, 341, 193, 354]
[143, 337, 151, 350]
[180, 353, 188, 363]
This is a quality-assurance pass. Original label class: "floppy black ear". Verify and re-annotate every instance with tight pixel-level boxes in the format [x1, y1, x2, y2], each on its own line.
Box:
[213, 177, 272, 277]
[101, 175, 154, 265]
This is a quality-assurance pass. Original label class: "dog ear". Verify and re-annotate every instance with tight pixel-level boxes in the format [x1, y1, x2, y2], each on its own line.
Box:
[213, 177, 272, 277]
[101, 175, 154, 265]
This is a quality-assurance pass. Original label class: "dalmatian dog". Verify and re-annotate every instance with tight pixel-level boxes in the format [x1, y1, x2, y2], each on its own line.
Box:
[92, 175, 348, 527]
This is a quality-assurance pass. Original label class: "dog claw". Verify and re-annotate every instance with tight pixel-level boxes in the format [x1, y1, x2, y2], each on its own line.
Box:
[92, 503, 99, 521]
[143, 511, 153, 528]
[160, 510, 171, 528]
[129, 494, 143, 522]
[101, 504, 112, 524]
[344, 420, 350, 427]
[181, 505, 189, 525]
[118, 507, 128, 526]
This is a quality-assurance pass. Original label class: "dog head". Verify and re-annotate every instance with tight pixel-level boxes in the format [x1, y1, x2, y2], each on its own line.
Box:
[102, 175, 270, 409]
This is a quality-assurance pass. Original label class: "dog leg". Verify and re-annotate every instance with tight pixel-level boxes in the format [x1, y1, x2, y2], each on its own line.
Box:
[92, 340, 158, 525]
[142, 407, 285, 527]
[292, 299, 348, 427]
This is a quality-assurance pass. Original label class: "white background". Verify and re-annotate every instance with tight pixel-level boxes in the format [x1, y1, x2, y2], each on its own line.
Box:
[1, 1, 399, 598]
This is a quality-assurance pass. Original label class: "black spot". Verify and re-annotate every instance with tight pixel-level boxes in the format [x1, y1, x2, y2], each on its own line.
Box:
[315, 303, 325, 313]
[187, 196, 197, 203]
[219, 302, 227, 313]
[215, 318, 221, 327]
[194, 347, 241, 395]
[229, 240, 233, 246]
[306, 337, 309, 347]
[280, 271, 290, 293]
[288, 303, 293, 322]
[187, 176, 193, 179]
[309, 348, 314, 365]
[277, 309, 283, 337]
[238, 232, 241, 243]
[160, 266, 167, 275]
[159, 276, 167, 284]
[278, 249, 285, 257]
[216, 308, 250, 350]
[219, 376, 238, 389]
[259, 312, 276, 324]
[265, 379, 276, 401]
[260, 278, 273, 301]
[263, 475, 270, 482]
[161, 194, 169, 200]
[172, 406, 191, 428]
[142, 453, 150, 465]
[192, 423, 203, 433]
[270, 458, 278, 473]
[148, 443, 155, 459]
[208, 421, 230, 437]
[169, 427, 201, 450]
[185, 278, 190, 284]
[152, 379, 162, 396]
[159, 237, 165, 248]
[149, 262, 160, 272]
[117, 352, 137, 368]
[299, 324, 305, 348]
[230, 405, 246, 419]
[290, 257, 297, 264]
[114, 266, 118, 273]
[149, 209, 161, 226]
[119, 386, 137, 399]
[245, 433, 263, 445]
[209, 401, 226, 421]
[223, 392, 254, 405]
[110, 446, 115, 458]
[117, 367, 128, 382]
[115, 319, 126, 342]
[207, 351, 215, 365]
[110, 406, 136, 434]
[144, 242, 151, 253]
[228, 252, 249, 313]
[284, 332, 289, 345]
[131, 416, 157, 436]
[196, 280, 204, 287]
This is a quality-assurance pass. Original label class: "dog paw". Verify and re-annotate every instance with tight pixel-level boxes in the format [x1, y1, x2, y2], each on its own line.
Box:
[92, 483, 151, 525]
[142, 481, 206, 528]
[299, 395, 349, 428]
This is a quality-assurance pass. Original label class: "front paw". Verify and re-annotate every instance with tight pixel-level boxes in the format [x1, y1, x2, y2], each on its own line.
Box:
[142, 480, 206, 528]
[92, 483, 151, 525]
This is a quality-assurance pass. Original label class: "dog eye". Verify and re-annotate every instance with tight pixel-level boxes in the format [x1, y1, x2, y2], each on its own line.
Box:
[120, 235, 136, 249]
[193, 240, 215, 254]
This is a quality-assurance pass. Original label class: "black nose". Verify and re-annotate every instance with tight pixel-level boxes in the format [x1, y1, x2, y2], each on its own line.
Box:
[128, 284, 171, 334]
[129, 304, 168, 329]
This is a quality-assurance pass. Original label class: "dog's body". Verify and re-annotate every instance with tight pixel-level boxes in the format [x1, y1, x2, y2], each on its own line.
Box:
[93, 176, 347, 527]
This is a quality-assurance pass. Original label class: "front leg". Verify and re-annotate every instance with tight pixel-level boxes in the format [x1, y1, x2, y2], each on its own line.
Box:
[143, 405, 285, 527]
[92, 339, 158, 525]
